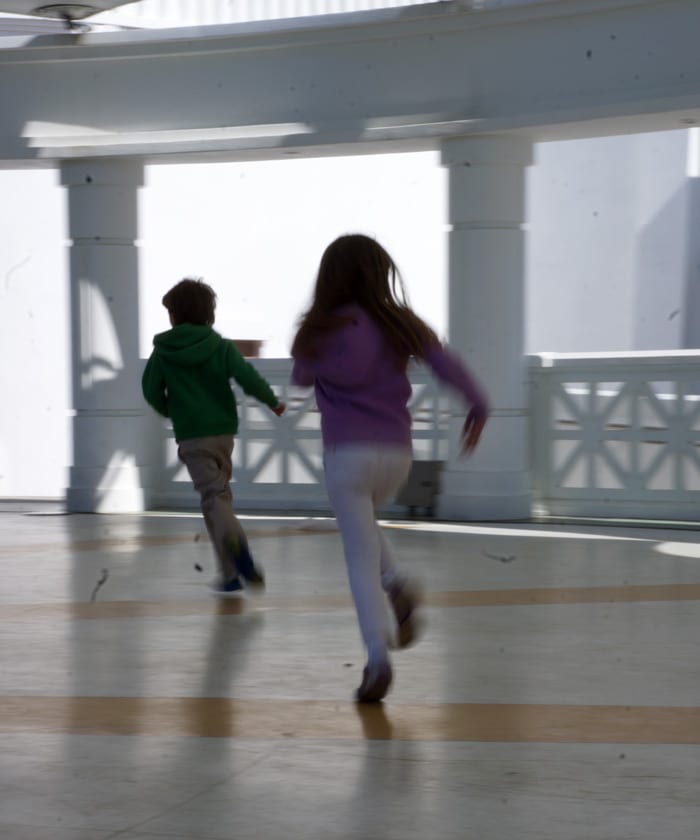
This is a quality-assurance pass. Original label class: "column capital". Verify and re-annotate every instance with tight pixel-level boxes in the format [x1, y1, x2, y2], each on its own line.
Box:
[61, 158, 144, 241]
[441, 134, 533, 169]
[60, 158, 144, 188]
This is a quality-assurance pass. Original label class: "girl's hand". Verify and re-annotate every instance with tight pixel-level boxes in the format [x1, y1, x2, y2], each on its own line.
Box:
[272, 402, 286, 417]
[461, 407, 487, 455]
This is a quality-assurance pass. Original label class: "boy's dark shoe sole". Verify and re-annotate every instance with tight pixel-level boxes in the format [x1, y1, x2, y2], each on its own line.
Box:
[228, 538, 266, 590]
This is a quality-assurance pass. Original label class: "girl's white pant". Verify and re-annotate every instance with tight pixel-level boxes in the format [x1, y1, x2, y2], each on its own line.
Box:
[324, 444, 412, 655]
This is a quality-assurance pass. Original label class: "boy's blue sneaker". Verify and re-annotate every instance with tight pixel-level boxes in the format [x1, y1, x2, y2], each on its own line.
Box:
[212, 576, 244, 594]
[227, 537, 266, 590]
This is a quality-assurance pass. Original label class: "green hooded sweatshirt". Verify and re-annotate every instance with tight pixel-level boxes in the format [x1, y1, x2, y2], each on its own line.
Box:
[142, 324, 279, 441]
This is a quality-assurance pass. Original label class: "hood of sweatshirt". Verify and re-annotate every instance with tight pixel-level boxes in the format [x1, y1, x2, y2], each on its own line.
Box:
[152, 324, 223, 367]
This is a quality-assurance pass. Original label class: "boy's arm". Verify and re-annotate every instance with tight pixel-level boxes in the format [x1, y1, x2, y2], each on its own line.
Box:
[226, 342, 282, 410]
[141, 355, 169, 417]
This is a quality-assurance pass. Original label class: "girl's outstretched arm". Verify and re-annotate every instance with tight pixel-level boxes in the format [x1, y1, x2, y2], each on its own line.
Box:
[424, 342, 490, 455]
[462, 407, 487, 454]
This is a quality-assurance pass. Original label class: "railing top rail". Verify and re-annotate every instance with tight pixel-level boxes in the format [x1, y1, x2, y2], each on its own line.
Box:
[249, 357, 437, 380]
[529, 350, 700, 372]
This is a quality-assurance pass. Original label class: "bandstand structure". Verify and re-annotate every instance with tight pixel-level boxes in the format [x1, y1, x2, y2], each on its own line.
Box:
[2, 0, 699, 519]
[1, 9, 699, 840]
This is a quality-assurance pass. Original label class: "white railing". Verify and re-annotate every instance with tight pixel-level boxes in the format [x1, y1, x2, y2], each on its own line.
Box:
[150, 352, 700, 521]
[150, 359, 450, 512]
[529, 351, 700, 520]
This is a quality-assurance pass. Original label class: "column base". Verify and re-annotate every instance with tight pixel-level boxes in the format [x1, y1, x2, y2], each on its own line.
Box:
[66, 486, 146, 514]
[437, 468, 532, 521]
[66, 464, 154, 514]
[66, 408, 165, 513]
[66, 464, 159, 513]
[437, 490, 532, 522]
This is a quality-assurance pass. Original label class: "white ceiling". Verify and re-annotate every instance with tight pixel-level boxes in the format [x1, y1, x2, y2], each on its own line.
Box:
[0, 2, 136, 19]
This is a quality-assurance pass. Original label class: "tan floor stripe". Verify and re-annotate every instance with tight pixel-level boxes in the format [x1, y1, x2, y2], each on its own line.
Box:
[0, 526, 334, 558]
[0, 696, 697, 743]
[1, 582, 699, 622]
[427, 583, 700, 607]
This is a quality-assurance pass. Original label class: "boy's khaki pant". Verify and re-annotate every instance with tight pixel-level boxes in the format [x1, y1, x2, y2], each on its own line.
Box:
[177, 434, 246, 581]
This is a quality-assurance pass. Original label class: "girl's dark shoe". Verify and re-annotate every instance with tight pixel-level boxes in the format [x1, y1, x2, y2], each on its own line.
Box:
[388, 578, 424, 648]
[355, 661, 393, 703]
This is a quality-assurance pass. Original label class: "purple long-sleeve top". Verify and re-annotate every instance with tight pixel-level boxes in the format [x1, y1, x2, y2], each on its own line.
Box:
[291, 304, 490, 449]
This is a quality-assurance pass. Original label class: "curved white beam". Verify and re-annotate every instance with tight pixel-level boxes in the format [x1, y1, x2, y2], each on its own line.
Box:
[0, 0, 699, 165]
[0, 1, 136, 16]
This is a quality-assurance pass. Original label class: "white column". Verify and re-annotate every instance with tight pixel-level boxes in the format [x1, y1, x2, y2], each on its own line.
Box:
[61, 158, 159, 513]
[439, 135, 533, 521]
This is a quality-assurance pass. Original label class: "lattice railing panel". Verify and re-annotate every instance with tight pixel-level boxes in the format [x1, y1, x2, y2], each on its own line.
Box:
[531, 352, 700, 519]
[151, 358, 450, 509]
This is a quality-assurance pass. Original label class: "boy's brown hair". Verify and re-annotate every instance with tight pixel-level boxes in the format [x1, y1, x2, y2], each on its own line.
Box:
[163, 278, 216, 326]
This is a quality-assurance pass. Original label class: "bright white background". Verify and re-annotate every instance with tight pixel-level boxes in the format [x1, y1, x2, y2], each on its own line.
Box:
[138, 151, 447, 359]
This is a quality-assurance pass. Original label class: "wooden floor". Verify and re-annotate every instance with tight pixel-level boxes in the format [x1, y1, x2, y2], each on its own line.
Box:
[0, 510, 698, 839]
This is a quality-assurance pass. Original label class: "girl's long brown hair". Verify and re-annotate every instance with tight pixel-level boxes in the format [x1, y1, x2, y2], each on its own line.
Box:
[291, 234, 437, 360]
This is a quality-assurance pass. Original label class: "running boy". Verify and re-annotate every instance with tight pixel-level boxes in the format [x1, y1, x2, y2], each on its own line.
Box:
[142, 277, 285, 593]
